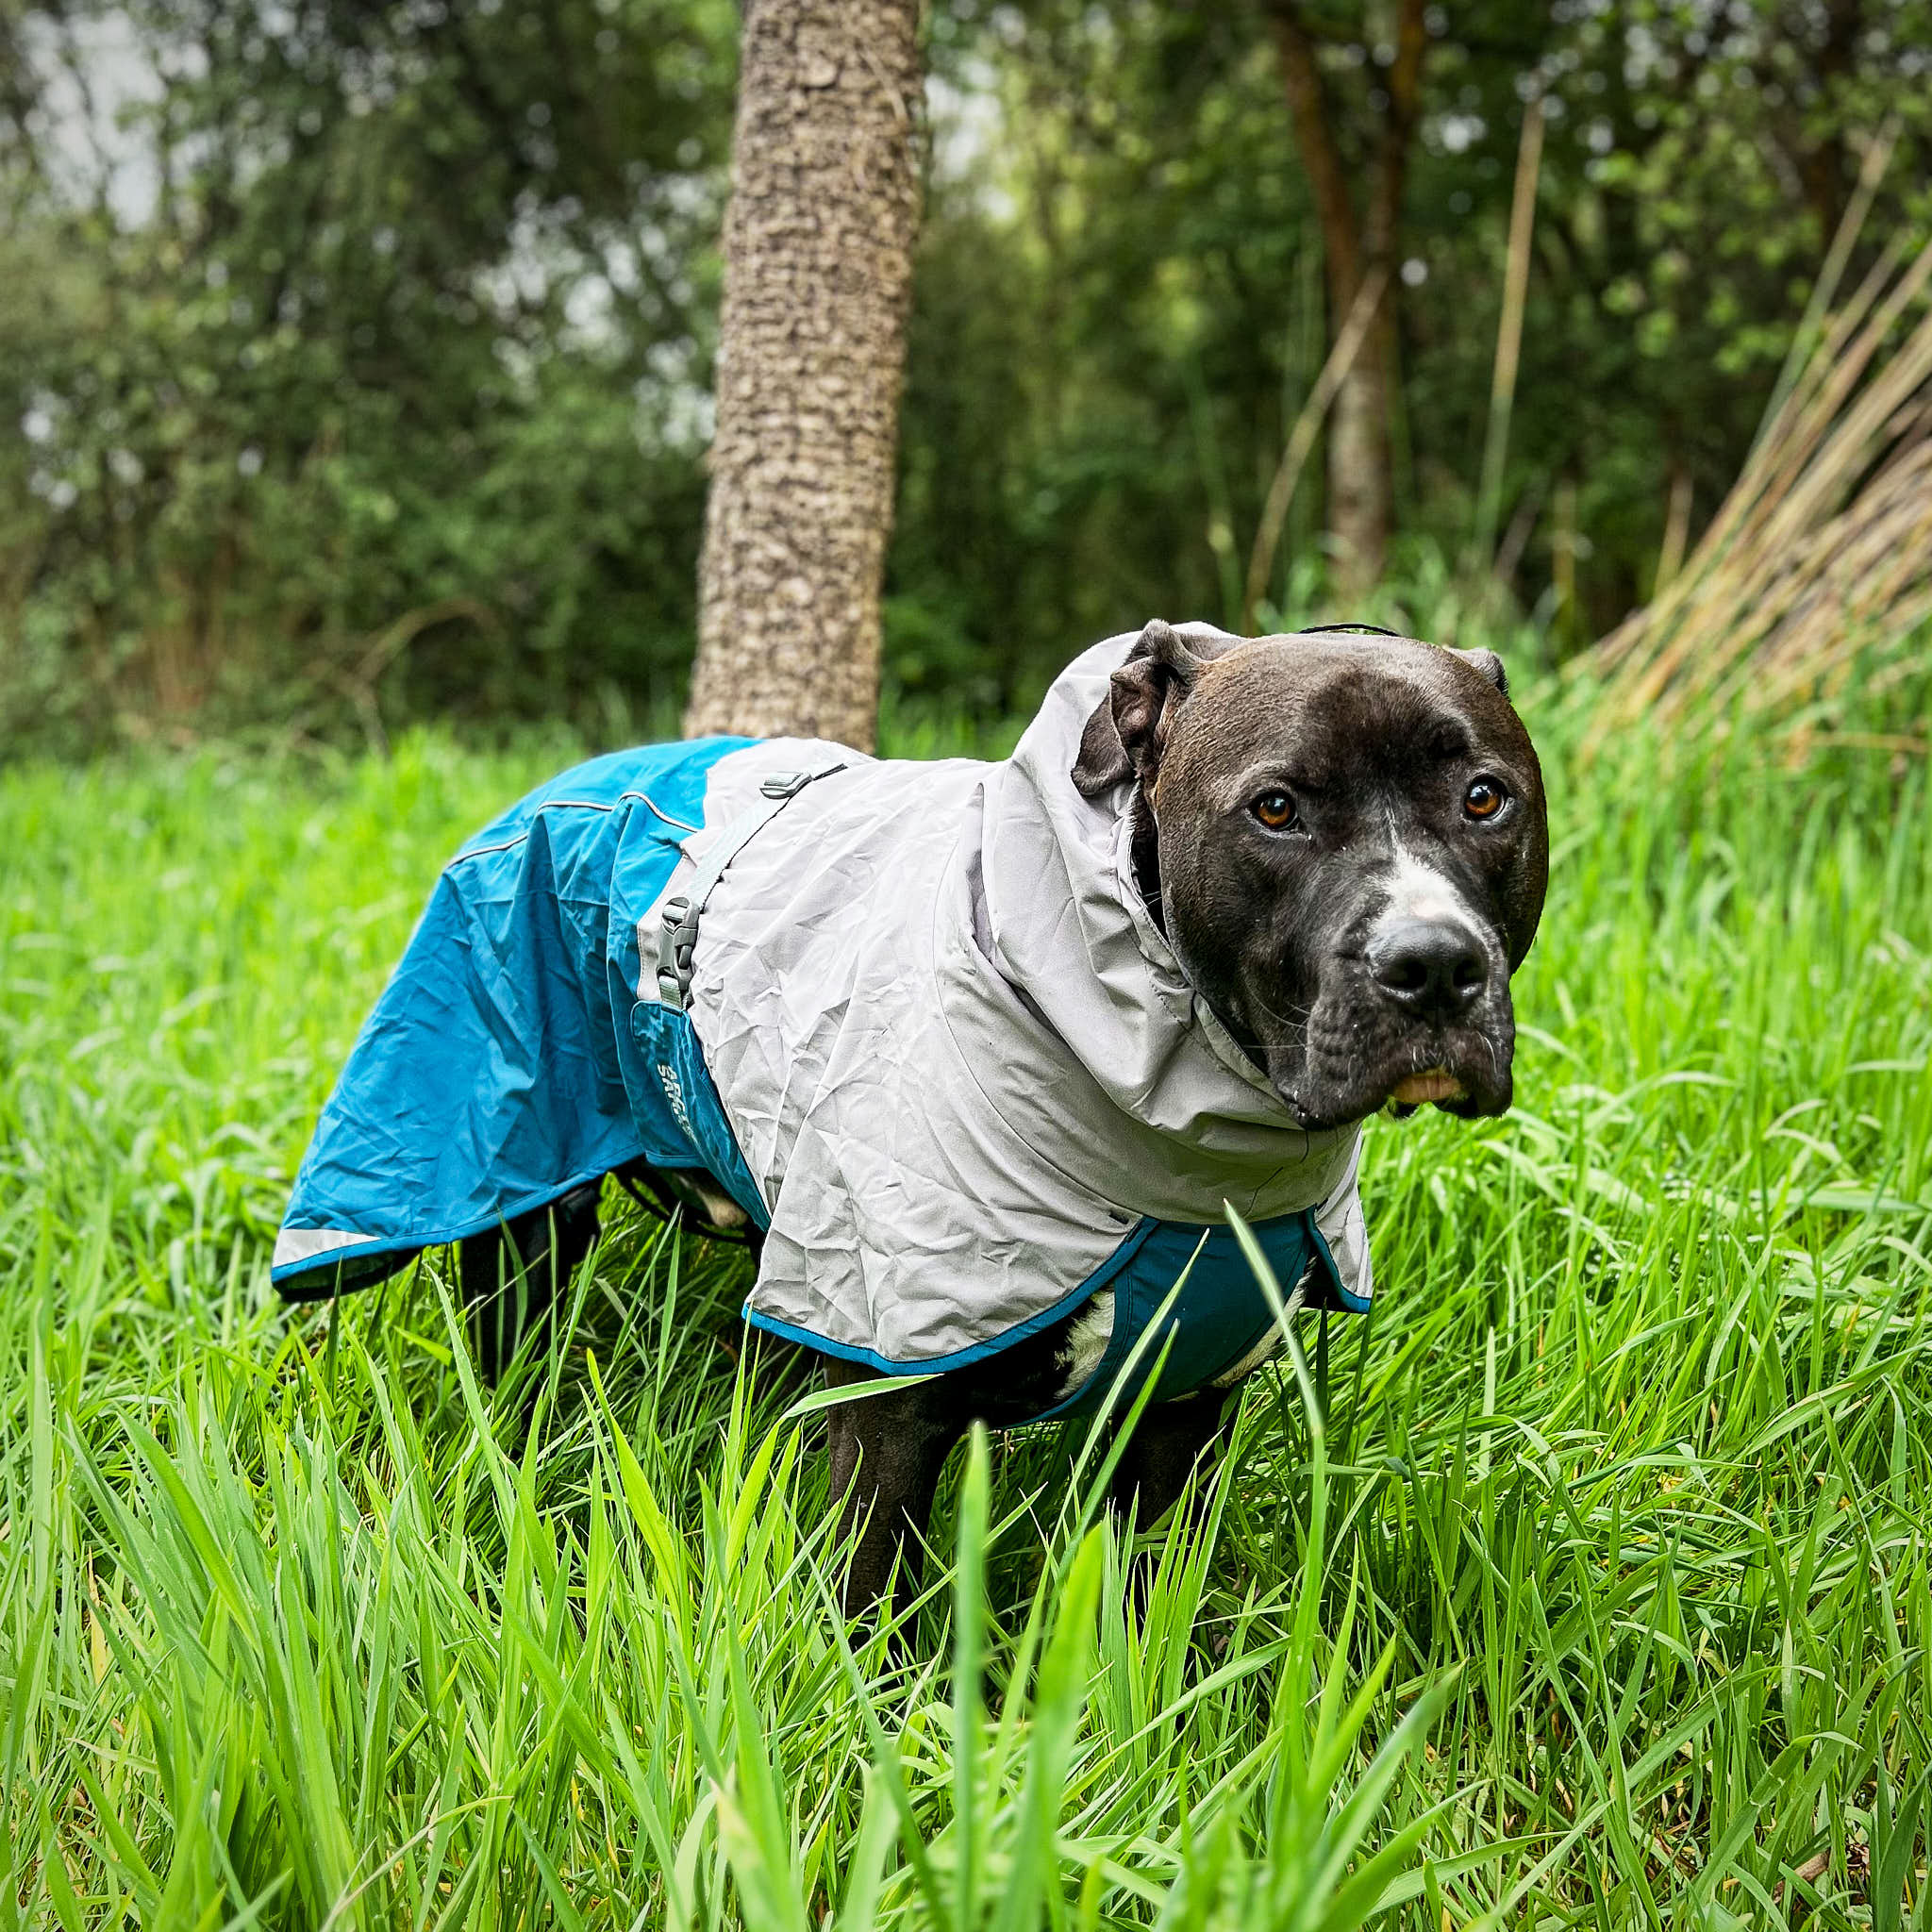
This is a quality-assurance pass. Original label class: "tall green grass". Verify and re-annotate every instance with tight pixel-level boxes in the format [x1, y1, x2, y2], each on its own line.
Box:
[0, 691, 1927, 1925]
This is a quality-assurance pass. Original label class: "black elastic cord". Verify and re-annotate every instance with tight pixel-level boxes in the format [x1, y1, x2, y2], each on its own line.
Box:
[616, 1168, 752, 1247]
[617, 1169, 675, 1223]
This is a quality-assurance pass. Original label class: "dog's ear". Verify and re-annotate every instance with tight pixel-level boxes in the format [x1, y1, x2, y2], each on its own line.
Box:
[1452, 646, 1508, 699]
[1072, 620, 1220, 797]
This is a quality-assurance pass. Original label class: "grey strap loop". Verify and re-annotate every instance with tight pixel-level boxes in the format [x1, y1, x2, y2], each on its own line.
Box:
[644, 763, 848, 1010]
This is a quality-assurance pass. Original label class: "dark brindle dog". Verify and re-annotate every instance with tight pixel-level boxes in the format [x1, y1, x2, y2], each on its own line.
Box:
[277, 622, 1546, 1617]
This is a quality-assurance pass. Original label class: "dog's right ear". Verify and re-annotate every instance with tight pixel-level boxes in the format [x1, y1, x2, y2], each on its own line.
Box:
[1072, 620, 1218, 797]
[1451, 646, 1509, 699]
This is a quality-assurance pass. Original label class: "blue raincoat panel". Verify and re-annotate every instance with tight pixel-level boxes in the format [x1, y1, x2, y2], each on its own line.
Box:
[272, 738, 752, 1298]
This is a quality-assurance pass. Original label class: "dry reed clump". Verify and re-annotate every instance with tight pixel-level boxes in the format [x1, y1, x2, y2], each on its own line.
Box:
[1591, 140, 1932, 761]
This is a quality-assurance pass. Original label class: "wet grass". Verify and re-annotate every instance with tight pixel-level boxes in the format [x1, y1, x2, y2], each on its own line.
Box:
[0, 691, 1928, 1926]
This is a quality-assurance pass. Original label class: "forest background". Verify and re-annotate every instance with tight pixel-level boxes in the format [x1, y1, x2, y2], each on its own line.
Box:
[6, 0, 1931, 754]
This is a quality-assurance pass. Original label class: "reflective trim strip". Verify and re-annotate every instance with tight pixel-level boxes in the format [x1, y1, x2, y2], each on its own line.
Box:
[272, 1161, 631, 1293]
[447, 785, 704, 867]
[273, 1224, 381, 1269]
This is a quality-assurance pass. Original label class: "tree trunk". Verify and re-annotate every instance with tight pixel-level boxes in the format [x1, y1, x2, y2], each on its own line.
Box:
[1267, 0, 1425, 601]
[683, 0, 923, 750]
[1325, 350, 1391, 600]
[1794, 0, 1862, 245]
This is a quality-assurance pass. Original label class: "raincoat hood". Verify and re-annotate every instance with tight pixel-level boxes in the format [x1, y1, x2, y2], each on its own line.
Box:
[983, 625, 1354, 1155]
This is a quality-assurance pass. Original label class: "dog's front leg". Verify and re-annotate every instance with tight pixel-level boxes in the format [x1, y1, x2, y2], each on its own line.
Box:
[1109, 1392, 1239, 1532]
[823, 1359, 964, 1623]
[458, 1185, 602, 1385]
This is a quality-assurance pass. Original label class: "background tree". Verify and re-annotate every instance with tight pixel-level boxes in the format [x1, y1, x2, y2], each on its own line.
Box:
[681, 0, 924, 750]
[0, 0, 736, 748]
[1262, 0, 1425, 598]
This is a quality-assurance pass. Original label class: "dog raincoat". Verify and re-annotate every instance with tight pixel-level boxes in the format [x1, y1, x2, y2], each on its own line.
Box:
[275, 627, 1373, 1409]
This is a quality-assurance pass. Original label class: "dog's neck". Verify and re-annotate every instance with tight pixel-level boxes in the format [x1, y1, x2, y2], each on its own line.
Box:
[1130, 788, 1166, 935]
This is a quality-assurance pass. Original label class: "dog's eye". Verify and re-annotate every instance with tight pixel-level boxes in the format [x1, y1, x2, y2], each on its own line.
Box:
[1464, 777, 1507, 820]
[1252, 791, 1297, 830]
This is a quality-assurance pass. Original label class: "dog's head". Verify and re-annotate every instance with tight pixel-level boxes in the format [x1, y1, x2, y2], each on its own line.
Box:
[1073, 620, 1548, 1132]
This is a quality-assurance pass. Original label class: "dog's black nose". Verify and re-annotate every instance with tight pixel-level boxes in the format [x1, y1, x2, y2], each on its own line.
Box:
[1368, 919, 1488, 1020]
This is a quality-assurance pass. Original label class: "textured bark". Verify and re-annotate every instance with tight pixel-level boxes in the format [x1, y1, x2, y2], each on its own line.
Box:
[1323, 339, 1391, 601]
[1266, 0, 1426, 599]
[683, 0, 923, 751]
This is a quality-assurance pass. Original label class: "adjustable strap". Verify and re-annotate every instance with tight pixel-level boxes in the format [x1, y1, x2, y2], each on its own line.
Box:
[645, 764, 847, 1011]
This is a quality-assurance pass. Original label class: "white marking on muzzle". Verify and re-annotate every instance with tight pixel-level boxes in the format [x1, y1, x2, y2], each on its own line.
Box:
[1372, 840, 1488, 952]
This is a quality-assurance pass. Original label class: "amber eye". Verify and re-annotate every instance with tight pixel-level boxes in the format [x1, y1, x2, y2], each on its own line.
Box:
[1464, 777, 1507, 820]
[1253, 791, 1298, 829]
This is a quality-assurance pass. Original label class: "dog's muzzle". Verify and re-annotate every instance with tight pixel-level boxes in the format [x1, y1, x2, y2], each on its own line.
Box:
[1365, 915, 1490, 1025]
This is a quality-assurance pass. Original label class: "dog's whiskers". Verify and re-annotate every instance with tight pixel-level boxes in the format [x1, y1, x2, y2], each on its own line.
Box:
[1245, 988, 1314, 1030]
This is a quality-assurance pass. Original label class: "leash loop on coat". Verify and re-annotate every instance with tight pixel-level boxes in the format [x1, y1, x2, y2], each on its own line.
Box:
[650, 763, 849, 1010]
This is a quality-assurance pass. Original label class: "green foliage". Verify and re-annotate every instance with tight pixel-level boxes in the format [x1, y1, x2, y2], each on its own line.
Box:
[904, 0, 1932, 672]
[6, 1, 1931, 744]
[0, 685, 1928, 1920]
[0, 0, 737, 750]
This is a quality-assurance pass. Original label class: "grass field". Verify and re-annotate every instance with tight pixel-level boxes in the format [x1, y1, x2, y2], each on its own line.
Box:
[1, 683, 1928, 1927]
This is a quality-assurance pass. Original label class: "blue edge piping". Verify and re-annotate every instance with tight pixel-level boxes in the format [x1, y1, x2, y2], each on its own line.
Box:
[740, 1215, 1369, 1374]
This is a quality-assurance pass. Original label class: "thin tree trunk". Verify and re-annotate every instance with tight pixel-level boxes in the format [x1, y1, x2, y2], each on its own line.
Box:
[1324, 351, 1391, 599]
[1794, 0, 1862, 244]
[1268, 2, 1377, 597]
[683, 0, 923, 750]
[1267, 0, 1425, 600]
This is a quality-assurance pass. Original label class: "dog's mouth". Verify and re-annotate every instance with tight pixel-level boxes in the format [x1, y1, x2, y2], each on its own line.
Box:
[1371, 1050, 1494, 1123]
[1263, 1009, 1514, 1131]
[1389, 1066, 1466, 1107]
